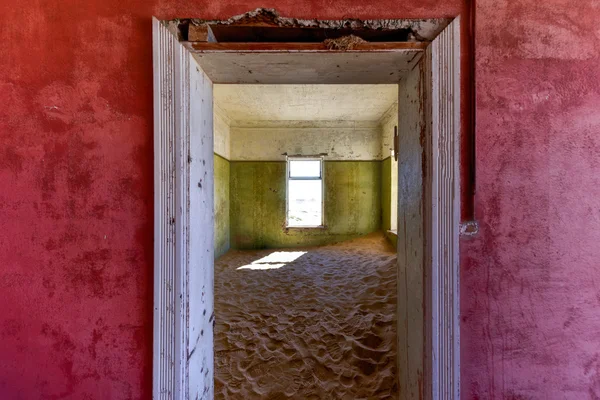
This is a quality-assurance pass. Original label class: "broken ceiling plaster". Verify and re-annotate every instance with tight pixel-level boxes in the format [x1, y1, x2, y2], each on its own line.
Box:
[175, 8, 450, 42]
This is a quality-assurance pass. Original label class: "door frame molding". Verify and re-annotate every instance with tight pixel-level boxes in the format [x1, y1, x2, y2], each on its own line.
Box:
[152, 17, 190, 399]
[152, 15, 461, 400]
[426, 17, 461, 400]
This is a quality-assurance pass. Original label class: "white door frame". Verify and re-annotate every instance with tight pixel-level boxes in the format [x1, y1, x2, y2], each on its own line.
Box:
[427, 18, 461, 399]
[153, 17, 215, 400]
[152, 16, 460, 400]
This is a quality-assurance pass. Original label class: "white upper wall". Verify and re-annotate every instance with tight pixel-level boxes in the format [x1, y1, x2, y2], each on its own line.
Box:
[230, 121, 382, 161]
[214, 84, 398, 161]
[214, 105, 231, 159]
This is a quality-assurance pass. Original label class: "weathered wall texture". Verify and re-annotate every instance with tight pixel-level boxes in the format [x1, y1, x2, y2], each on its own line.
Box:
[214, 106, 231, 160]
[214, 154, 230, 259]
[1, 0, 598, 398]
[396, 60, 426, 399]
[230, 161, 382, 249]
[460, 1, 600, 398]
[230, 122, 383, 161]
[186, 58, 215, 399]
[214, 107, 231, 259]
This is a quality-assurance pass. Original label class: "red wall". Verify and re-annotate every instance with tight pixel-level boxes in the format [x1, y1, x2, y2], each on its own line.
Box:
[0, 0, 598, 398]
[462, 0, 600, 398]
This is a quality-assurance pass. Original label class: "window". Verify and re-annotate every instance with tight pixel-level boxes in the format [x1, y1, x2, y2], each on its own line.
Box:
[286, 157, 324, 227]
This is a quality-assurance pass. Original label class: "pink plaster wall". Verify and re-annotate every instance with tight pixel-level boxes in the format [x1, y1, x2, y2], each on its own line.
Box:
[461, 0, 600, 398]
[0, 0, 598, 398]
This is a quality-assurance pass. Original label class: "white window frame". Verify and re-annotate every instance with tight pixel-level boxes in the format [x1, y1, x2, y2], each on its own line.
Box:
[285, 156, 325, 228]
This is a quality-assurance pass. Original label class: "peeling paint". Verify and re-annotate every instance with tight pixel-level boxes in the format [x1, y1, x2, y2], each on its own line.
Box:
[180, 8, 450, 42]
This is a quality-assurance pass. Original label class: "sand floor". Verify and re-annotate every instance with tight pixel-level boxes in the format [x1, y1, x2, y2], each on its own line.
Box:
[214, 232, 398, 399]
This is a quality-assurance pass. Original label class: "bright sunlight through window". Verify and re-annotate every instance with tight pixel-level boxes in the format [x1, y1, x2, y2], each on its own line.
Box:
[237, 251, 307, 270]
[287, 158, 323, 227]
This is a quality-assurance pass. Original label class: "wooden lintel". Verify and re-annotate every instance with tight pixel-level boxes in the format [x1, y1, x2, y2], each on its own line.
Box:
[188, 24, 217, 42]
[184, 41, 428, 53]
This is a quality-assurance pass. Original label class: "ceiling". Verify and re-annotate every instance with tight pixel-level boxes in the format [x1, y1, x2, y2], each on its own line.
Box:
[214, 84, 398, 123]
[192, 51, 423, 85]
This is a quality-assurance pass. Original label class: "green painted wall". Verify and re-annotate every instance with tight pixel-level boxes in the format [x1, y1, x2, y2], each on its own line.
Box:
[230, 161, 382, 249]
[214, 153, 230, 259]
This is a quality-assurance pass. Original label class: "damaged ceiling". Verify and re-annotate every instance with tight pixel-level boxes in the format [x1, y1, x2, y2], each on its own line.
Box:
[166, 9, 448, 84]
[176, 8, 451, 43]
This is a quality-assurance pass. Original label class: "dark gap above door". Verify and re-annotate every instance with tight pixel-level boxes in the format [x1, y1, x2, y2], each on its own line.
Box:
[174, 8, 450, 44]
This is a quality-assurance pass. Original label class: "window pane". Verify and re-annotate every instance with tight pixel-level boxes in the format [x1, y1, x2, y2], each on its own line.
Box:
[289, 160, 321, 178]
[288, 180, 322, 226]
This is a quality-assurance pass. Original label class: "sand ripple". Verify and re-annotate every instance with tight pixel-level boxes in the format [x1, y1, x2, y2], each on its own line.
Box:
[215, 233, 397, 399]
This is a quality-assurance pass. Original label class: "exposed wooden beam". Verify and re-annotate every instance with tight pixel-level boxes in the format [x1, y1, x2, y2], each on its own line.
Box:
[187, 24, 217, 42]
[184, 41, 428, 53]
[178, 9, 452, 41]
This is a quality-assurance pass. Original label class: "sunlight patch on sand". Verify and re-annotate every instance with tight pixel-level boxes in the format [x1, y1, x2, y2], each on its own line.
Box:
[236, 251, 307, 270]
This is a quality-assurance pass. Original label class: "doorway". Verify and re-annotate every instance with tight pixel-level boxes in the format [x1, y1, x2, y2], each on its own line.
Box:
[152, 11, 460, 400]
[212, 83, 399, 398]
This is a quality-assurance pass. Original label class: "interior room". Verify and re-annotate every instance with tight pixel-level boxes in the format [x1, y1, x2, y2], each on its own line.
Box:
[212, 84, 400, 398]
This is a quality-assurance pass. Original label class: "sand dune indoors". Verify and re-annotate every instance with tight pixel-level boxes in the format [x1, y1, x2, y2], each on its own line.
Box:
[214, 233, 398, 399]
